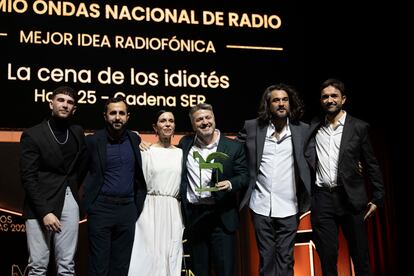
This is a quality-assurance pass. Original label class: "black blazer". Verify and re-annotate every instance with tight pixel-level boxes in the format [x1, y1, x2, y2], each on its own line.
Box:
[304, 114, 385, 211]
[237, 119, 311, 214]
[81, 129, 147, 219]
[179, 134, 249, 232]
[20, 120, 87, 220]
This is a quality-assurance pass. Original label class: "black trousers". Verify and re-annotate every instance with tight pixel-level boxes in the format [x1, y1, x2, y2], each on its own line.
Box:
[87, 197, 138, 276]
[251, 211, 298, 276]
[187, 211, 236, 276]
[311, 187, 371, 276]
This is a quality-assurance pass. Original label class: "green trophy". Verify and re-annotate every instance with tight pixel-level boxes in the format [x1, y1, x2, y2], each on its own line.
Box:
[193, 151, 229, 192]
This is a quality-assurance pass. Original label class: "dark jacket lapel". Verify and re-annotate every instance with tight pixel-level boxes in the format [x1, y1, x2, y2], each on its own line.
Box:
[338, 115, 354, 165]
[41, 120, 64, 170]
[96, 131, 107, 175]
[65, 125, 82, 173]
[256, 123, 267, 173]
[127, 130, 142, 168]
[290, 123, 301, 159]
[305, 117, 324, 170]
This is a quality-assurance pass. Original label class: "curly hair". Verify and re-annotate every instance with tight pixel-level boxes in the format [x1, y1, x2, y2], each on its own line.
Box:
[257, 83, 304, 124]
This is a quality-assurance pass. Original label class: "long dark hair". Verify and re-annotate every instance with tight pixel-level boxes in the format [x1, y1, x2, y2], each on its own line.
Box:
[257, 83, 304, 124]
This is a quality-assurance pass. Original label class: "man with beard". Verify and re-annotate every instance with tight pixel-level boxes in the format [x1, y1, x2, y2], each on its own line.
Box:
[20, 86, 87, 275]
[81, 96, 147, 276]
[179, 103, 248, 276]
[237, 83, 311, 276]
[304, 79, 384, 276]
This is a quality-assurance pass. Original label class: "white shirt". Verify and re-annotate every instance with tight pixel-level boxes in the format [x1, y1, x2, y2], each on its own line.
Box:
[249, 122, 298, 218]
[186, 130, 221, 204]
[315, 112, 347, 188]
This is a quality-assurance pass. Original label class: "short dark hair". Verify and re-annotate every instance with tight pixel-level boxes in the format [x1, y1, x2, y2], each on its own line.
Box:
[154, 109, 173, 125]
[104, 95, 129, 113]
[188, 103, 213, 121]
[257, 83, 304, 123]
[320, 78, 346, 96]
[52, 86, 77, 104]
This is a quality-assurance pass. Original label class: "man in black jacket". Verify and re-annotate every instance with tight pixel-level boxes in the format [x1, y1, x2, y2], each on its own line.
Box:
[81, 96, 147, 276]
[237, 83, 311, 276]
[179, 103, 248, 276]
[20, 86, 87, 275]
[305, 78, 384, 276]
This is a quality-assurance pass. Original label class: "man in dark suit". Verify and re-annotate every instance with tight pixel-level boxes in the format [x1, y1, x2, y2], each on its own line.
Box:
[304, 79, 384, 276]
[20, 86, 87, 275]
[179, 103, 248, 276]
[237, 83, 311, 276]
[81, 96, 147, 276]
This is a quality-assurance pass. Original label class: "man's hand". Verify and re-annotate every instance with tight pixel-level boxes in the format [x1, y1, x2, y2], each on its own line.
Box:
[139, 140, 152, 151]
[364, 202, 377, 220]
[43, 213, 62, 232]
[215, 180, 232, 191]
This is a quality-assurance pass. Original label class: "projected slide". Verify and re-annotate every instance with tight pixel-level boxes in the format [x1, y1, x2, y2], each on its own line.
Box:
[0, 0, 303, 132]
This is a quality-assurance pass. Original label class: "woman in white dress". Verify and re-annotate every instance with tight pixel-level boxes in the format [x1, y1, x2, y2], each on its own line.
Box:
[128, 110, 184, 276]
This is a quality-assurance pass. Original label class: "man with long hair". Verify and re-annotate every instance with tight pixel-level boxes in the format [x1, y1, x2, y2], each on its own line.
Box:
[237, 83, 311, 276]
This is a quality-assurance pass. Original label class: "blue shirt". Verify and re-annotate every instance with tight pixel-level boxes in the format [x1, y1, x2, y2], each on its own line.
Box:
[101, 131, 135, 197]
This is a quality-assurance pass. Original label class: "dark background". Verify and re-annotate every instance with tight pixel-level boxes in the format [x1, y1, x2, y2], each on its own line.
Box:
[0, 0, 305, 133]
[301, 1, 407, 274]
[1, 0, 407, 275]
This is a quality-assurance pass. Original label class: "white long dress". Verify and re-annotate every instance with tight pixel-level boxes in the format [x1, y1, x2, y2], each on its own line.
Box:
[128, 146, 184, 276]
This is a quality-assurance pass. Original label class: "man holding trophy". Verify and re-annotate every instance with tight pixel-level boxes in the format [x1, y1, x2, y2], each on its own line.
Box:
[179, 103, 249, 276]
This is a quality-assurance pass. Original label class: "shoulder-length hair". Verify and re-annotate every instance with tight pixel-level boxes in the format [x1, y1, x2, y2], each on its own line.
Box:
[257, 83, 304, 123]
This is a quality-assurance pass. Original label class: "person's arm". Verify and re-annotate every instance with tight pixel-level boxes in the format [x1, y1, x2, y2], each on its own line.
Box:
[364, 202, 377, 220]
[139, 140, 152, 151]
[235, 121, 247, 143]
[360, 124, 385, 217]
[362, 125, 384, 205]
[214, 124, 248, 192]
[43, 213, 62, 232]
[20, 133, 54, 218]
[77, 127, 90, 185]
[225, 142, 249, 193]
[215, 180, 232, 191]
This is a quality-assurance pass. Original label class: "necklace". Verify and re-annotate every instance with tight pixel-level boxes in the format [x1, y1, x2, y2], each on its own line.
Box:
[47, 120, 69, 145]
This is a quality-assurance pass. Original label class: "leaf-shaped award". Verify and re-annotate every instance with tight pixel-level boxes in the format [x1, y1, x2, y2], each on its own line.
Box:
[193, 151, 229, 192]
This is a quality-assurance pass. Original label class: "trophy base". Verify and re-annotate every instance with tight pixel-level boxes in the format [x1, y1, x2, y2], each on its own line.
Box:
[195, 187, 219, 192]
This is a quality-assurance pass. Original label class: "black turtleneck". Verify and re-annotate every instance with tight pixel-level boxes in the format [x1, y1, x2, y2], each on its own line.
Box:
[48, 116, 78, 169]
[49, 116, 70, 141]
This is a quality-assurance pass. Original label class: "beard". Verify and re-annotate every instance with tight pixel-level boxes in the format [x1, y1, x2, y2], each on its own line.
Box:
[108, 121, 126, 132]
[271, 108, 289, 119]
[324, 104, 342, 115]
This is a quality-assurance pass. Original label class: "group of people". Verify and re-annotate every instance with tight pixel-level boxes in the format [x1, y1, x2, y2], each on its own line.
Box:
[19, 78, 384, 276]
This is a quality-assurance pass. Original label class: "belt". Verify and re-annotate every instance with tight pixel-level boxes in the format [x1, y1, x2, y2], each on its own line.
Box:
[98, 195, 134, 205]
[314, 185, 344, 193]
